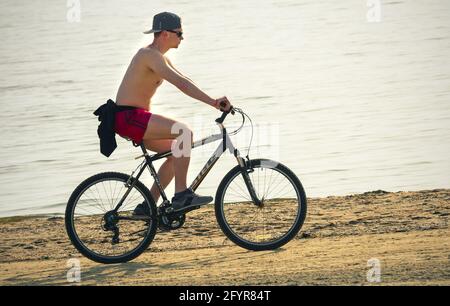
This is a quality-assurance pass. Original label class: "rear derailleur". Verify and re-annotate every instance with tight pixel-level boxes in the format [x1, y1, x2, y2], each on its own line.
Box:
[102, 211, 120, 244]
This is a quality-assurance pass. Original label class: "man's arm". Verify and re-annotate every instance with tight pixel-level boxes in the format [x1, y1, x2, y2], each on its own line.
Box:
[166, 57, 194, 83]
[145, 50, 218, 108]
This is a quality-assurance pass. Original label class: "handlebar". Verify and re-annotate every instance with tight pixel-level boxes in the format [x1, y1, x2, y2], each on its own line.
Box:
[214, 104, 253, 159]
[215, 101, 235, 124]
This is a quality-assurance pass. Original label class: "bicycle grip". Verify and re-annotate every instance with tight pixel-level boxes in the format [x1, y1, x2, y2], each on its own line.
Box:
[219, 101, 235, 115]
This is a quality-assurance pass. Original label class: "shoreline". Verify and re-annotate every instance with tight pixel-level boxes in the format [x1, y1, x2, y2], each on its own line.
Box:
[0, 188, 449, 285]
[1, 187, 448, 221]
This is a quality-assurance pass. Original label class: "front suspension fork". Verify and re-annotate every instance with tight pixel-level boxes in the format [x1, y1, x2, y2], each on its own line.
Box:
[236, 155, 262, 207]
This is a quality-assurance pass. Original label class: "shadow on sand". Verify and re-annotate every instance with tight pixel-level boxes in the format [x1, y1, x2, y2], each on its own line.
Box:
[3, 247, 286, 285]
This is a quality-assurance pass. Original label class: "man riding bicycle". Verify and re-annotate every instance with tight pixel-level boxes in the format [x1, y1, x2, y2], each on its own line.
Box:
[114, 12, 232, 214]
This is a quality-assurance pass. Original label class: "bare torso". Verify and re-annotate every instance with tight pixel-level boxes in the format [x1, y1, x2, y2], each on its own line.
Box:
[116, 48, 163, 111]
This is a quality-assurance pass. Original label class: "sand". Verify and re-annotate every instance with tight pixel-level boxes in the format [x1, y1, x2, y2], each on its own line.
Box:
[0, 189, 449, 285]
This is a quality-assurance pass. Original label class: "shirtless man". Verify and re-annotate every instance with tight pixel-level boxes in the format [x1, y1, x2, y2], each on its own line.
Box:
[114, 12, 231, 214]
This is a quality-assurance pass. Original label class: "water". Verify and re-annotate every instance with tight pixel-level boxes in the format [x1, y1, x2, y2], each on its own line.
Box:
[0, 0, 449, 217]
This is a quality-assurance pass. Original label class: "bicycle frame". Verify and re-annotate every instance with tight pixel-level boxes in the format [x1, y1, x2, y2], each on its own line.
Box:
[113, 120, 261, 213]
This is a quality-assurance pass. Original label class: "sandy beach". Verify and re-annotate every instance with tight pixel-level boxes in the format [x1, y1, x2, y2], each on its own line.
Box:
[0, 189, 449, 286]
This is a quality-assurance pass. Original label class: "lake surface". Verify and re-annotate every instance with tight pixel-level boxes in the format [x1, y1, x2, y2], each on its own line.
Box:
[0, 0, 449, 217]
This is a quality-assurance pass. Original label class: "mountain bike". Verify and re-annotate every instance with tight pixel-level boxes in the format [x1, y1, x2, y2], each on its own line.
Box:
[65, 106, 307, 264]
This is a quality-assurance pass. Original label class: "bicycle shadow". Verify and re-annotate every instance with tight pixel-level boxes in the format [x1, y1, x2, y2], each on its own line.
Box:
[2, 267, 66, 286]
[2, 247, 286, 285]
[75, 261, 152, 285]
[143, 246, 287, 271]
[78, 247, 286, 284]
[2, 261, 150, 286]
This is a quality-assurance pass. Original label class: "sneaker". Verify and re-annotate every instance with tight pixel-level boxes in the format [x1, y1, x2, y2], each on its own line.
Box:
[133, 202, 150, 216]
[171, 188, 213, 212]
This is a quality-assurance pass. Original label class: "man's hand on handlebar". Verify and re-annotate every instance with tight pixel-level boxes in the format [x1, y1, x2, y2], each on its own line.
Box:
[214, 96, 232, 112]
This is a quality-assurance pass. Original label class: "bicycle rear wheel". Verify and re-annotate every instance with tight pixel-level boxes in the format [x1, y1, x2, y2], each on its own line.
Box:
[215, 159, 307, 251]
[65, 172, 157, 264]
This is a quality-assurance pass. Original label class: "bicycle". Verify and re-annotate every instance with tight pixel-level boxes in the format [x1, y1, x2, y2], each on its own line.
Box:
[65, 106, 307, 264]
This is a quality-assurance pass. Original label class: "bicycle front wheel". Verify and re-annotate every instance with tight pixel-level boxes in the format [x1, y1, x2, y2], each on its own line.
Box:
[215, 159, 307, 251]
[65, 172, 157, 264]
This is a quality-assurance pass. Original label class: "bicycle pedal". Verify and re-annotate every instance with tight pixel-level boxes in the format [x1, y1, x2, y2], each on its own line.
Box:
[175, 205, 200, 214]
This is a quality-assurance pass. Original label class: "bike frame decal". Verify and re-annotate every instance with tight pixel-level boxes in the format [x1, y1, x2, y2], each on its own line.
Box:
[190, 132, 237, 191]
[126, 129, 239, 204]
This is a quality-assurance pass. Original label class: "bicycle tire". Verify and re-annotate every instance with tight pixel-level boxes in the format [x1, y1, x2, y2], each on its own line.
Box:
[65, 172, 157, 264]
[215, 159, 307, 251]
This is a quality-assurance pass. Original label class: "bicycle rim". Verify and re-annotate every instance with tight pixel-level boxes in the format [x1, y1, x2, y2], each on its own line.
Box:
[68, 175, 155, 261]
[220, 162, 303, 248]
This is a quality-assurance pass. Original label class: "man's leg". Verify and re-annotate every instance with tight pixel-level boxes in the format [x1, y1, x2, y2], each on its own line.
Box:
[142, 113, 212, 212]
[143, 114, 192, 193]
[143, 139, 175, 202]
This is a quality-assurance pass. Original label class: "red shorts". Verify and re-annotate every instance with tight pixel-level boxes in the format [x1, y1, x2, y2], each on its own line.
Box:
[115, 108, 152, 144]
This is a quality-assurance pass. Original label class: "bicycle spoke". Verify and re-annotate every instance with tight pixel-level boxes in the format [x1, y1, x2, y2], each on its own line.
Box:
[263, 172, 285, 200]
[268, 181, 295, 201]
[221, 164, 302, 246]
[228, 184, 252, 202]
[85, 188, 108, 214]
[124, 189, 142, 210]
[74, 205, 101, 216]
[70, 176, 154, 260]
[101, 180, 112, 211]
[111, 180, 121, 207]
[263, 168, 275, 199]
[93, 184, 108, 213]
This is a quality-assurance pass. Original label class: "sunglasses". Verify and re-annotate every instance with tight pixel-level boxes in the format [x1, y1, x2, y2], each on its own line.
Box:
[166, 30, 183, 38]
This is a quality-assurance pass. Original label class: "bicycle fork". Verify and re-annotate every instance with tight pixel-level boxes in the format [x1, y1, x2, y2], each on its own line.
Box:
[220, 128, 262, 208]
[235, 151, 263, 207]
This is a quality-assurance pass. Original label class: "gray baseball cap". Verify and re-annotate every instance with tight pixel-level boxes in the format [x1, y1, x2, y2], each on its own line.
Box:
[143, 12, 182, 34]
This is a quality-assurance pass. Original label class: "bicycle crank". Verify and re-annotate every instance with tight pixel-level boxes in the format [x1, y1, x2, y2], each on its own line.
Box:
[157, 203, 186, 231]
